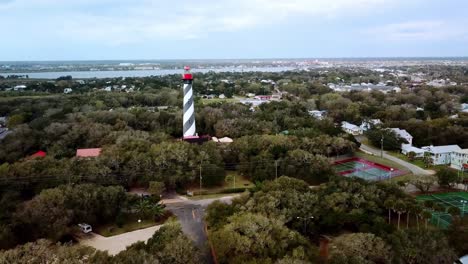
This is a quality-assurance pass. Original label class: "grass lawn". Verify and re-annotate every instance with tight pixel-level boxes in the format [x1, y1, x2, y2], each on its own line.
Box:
[186, 192, 244, 200]
[199, 97, 240, 105]
[388, 174, 418, 183]
[95, 212, 171, 237]
[388, 151, 429, 169]
[355, 151, 407, 171]
[186, 171, 254, 196]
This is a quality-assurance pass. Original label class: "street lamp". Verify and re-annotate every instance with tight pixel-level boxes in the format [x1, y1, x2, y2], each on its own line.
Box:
[461, 200, 467, 217]
[297, 216, 314, 234]
[380, 135, 384, 158]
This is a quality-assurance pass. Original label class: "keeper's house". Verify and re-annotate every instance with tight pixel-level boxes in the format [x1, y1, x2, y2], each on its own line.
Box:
[422, 145, 461, 165]
[450, 149, 468, 171]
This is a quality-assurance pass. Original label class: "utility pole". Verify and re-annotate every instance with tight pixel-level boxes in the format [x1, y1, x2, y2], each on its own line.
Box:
[199, 163, 202, 196]
[275, 160, 279, 180]
[381, 135, 384, 158]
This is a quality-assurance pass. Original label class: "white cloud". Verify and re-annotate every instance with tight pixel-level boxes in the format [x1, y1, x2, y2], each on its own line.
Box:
[365, 20, 468, 41]
[1, 0, 405, 44]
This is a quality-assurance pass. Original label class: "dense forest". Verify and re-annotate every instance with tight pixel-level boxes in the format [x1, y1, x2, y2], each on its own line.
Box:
[0, 67, 467, 262]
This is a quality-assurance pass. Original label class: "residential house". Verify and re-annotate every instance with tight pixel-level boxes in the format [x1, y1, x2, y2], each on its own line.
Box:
[461, 103, 468, 113]
[0, 128, 11, 140]
[422, 145, 461, 165]
[254, 95, 271, 101]
[13, 85, 26, 91]
[389, 128, 413, 146]
[76, 148, 102, 158]
[401, 144, 425, 158]
[341, 122, 363, 136]
[450, 149, 468, 171]
[0, 116, 6, 127]
[309, 110, 327, 120]
[29, 151, 47, 159]
[64, 88, 73, 94]
[360, 119, 382, 131]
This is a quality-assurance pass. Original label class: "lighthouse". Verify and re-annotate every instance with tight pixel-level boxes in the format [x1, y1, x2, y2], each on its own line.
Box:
[182, 66, 196, 138]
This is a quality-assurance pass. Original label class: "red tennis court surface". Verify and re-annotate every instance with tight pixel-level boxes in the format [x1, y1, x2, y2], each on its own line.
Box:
[333, 157, 407, 181]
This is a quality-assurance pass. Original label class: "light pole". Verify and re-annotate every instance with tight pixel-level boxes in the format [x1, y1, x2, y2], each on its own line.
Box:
[380, 135, 384, 158]
[275, 160, 279, 180]
[199, 163, 202, 196]
[296, 216, 314, 234]
[461, 200, 467, 217]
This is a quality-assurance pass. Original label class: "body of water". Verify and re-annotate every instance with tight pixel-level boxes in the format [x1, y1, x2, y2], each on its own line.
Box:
[0, 67, 296, 79]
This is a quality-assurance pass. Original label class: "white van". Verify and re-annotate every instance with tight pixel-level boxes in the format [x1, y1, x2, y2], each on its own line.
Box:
[78, 223, 92, 234]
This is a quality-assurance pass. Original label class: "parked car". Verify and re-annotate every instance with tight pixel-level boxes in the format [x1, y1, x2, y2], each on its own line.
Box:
[78, 223, 92, 234]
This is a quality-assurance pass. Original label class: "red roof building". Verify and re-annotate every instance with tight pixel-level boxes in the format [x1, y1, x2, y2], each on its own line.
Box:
[76, 148, 102, 158]
[30, 151, 46, 158]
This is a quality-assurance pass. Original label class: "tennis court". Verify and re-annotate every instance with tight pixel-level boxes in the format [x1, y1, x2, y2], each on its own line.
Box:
[416, 192, 468, 228]
[333, 157, 407, 181]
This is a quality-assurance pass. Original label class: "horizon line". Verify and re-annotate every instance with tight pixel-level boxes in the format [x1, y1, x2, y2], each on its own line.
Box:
[1, 56, 468, 63]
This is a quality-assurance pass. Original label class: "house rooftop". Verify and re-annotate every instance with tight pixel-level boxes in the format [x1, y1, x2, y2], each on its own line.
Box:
[76, 148, 102, 157]
[30, 151, 46, 158]
[454, 149, 468, 154]
[422, 145, 461, 154]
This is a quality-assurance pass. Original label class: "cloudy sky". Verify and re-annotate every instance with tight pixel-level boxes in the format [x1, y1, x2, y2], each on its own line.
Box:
[0, 0, 467, 60]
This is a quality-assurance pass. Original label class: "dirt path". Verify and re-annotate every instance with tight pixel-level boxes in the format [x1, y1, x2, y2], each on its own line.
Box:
[79, 225, 162, 255]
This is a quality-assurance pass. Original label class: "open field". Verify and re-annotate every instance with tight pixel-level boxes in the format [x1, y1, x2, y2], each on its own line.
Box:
[186, 171, 254, 196]
[95, 213, 171, 237]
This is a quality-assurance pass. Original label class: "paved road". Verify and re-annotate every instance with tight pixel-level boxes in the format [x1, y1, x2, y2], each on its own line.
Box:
[79, 225, 163, 255]
[164, 194, 238, 264]
[359, 143, 433, 176]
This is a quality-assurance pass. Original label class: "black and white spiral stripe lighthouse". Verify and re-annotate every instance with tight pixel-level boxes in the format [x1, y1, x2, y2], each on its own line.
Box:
[182, 66, 196, 138]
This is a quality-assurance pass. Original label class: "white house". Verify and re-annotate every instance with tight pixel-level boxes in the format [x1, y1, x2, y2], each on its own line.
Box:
[401, 144, 425, 158]
[360, 119, 382, 131]
[450, 149, 468, 171]
[13, 85, 26, 91]
[64, 88, 72, 94]
[389, 128, 413, 146]
[461, 103, 468, 113]
[422, 145, 461, 165]
[308, 110, 327, 120]
[341, 121, 363, 136]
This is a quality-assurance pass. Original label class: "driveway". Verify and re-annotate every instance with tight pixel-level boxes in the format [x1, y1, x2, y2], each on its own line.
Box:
[359, 143, 434, 176]
[79, 225, 162, 255]
[164, 194, 238, 264]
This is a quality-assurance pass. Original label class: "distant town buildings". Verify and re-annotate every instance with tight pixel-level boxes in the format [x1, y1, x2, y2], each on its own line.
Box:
[328, 83, 401, 94]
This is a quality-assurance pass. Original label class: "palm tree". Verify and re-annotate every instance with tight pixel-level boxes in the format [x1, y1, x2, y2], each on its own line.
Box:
[447, 206, 461, 222]
[395, 201, 406, 230]
[406, 202, 414, 229]
[151, 203, 166, 220]
[432, 204, 444, 228]
[384, 199, 395, 224]
[135, 199, 166, 220]
[135, 199, 152, 219]
[413, 205, 422, 230]
[422, 210, 432, 229]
